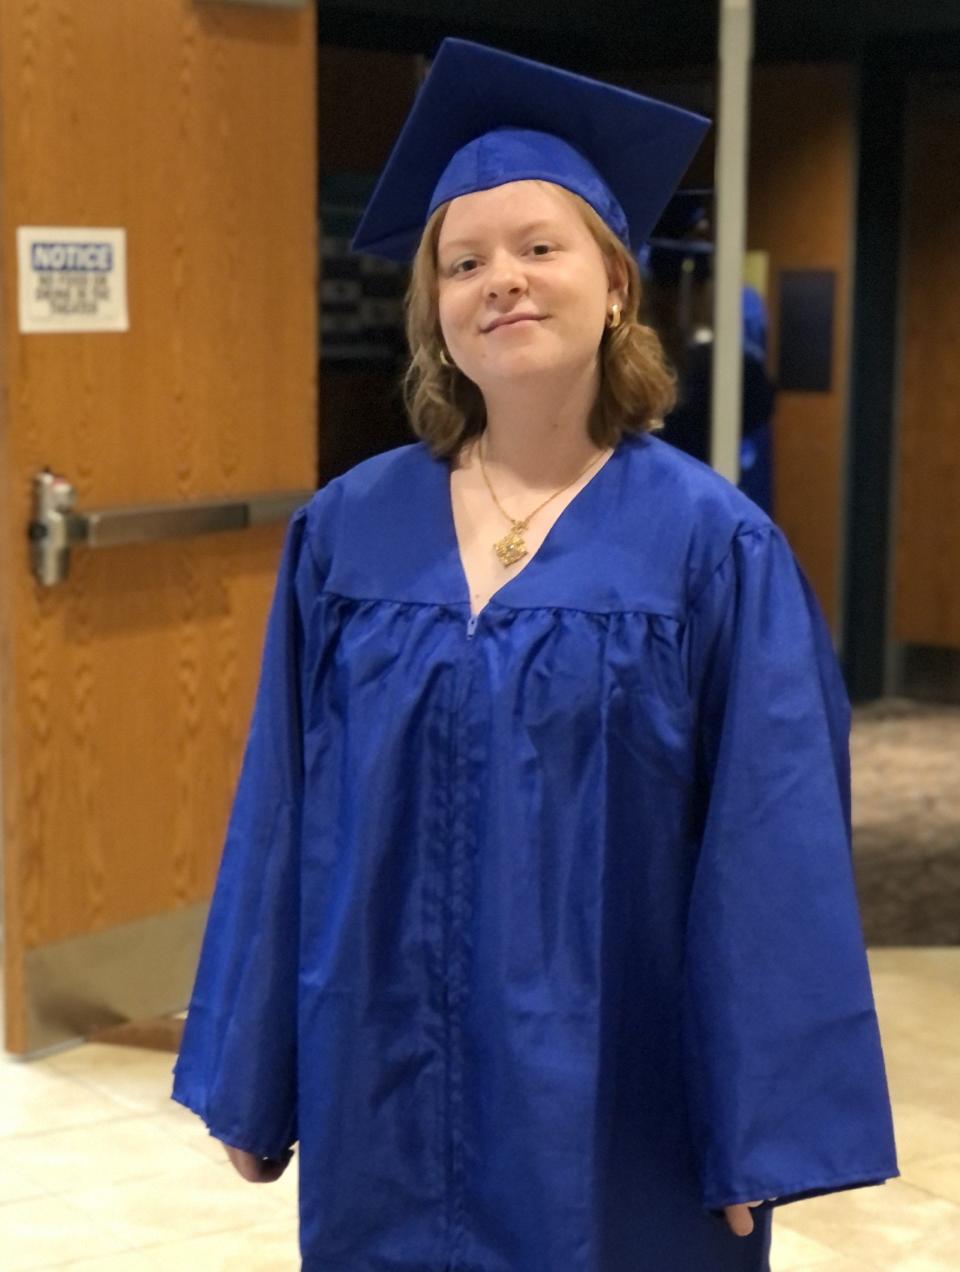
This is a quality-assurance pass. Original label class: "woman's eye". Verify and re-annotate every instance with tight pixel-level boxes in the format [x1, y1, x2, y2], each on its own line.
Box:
[449, 244, 552, 274]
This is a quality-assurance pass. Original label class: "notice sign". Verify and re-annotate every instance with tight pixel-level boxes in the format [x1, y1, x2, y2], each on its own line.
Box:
[17, 226, 128, 333]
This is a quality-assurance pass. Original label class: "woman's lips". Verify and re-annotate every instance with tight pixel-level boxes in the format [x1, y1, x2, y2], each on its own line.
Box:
[485, 316, 543, 332]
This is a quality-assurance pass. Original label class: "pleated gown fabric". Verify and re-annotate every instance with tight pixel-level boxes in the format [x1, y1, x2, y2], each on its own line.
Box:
[172, 431, 899, 1272]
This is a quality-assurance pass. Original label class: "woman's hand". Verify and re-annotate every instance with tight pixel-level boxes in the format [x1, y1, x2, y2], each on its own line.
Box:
[221, 1142, 293, 1183]
[723, 1200, 770, 1235]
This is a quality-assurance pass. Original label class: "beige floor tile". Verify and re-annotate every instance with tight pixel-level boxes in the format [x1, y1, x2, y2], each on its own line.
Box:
[150, 1102, 300, 1216]
[869, 967, 960, 1056]
[44, 1044, 178, 1116]
[788, 1259, 881, 1272]
[778, 1176, 960, 1268]
[10, 1113, 214, 1195]
[153, 1098, 246, 1165]
[0, 1194, 131, 1271]
[890, 1100, 960, 1166]
[888, 1228, 960, 1272]
[153, 1100, 300, 1209]
[126, 1218, 300, 1270]
[53, 1252, 170, 1271]
[770, 1223, 853, 1268]
[881, 1033, 960, 1123]
[62, 1157, 291, 1249]
[0, 1156, 50, 1206]
[901, 1152, 960, 1207]
[0, 1062, 134, 1140]
[890, 1258, 957, 1272]
[869, 947, 960, 991]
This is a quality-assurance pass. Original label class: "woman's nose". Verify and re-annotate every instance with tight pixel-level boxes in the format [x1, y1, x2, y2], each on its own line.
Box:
[485, 252, 527, 297]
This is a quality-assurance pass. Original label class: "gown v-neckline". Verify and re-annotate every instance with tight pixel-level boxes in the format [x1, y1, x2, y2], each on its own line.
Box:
[444, 435, 626, 621]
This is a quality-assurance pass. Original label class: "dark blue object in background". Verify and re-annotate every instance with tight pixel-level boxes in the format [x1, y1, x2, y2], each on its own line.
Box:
[778, 269, 836, 392]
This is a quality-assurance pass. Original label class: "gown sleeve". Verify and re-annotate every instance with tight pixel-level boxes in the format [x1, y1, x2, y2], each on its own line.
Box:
[171, 503, 317, 1160]
[679, 522, 900, 1214]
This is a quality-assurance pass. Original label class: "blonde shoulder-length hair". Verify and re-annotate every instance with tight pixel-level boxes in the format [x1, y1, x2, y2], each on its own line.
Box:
[400, 180, 677, 460]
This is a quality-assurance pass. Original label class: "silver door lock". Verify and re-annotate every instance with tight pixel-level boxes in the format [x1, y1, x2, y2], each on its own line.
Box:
[28, 470, 78, 587]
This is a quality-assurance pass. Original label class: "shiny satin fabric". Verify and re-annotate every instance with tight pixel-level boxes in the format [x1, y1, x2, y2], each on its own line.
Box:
[172, 432, 898, 1271]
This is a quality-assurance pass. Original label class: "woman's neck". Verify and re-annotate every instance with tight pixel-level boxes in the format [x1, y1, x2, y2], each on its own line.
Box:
[472, 369, 607, 490]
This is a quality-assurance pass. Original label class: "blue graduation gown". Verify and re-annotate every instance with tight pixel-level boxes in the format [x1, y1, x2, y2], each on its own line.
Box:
[172, 431, 899, 1272]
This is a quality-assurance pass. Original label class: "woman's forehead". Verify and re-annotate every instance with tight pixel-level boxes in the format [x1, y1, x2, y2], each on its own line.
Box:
[439, 181, 581, 245]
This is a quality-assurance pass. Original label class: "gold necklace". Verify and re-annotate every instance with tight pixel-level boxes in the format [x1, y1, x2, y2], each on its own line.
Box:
[476, 431, 611, 567]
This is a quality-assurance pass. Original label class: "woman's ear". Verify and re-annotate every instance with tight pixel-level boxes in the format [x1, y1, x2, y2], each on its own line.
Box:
[606, 252, 628, 305]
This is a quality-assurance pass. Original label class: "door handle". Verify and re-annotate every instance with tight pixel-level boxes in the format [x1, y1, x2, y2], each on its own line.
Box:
[28, 469, 314, 586]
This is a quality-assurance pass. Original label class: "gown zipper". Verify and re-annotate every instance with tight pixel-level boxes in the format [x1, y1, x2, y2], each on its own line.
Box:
[445, 605, 480, 1267]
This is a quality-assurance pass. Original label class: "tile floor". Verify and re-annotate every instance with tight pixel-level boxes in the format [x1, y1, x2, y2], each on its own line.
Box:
[0, 947, 958, 1269]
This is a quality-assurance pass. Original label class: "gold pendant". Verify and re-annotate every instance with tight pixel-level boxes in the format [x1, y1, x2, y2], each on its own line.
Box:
[493, 522, 528, 567]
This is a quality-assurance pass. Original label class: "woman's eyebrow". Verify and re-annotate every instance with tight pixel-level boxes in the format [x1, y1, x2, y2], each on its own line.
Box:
[440, 220, 558, 253]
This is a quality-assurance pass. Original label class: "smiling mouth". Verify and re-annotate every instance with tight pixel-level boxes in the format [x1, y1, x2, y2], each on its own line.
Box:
[486, 317, 543, 333]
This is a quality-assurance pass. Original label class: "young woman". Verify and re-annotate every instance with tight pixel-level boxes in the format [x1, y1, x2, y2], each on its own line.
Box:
[173, 38, 898, 1272]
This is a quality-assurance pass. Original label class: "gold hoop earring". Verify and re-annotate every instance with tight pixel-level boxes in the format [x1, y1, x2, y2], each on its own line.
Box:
[607, 302, 622, 330]
[439, 346, 453, 369]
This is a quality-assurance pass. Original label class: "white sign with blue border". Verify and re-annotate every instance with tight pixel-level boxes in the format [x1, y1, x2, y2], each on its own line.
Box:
[17, 226, 128, 333]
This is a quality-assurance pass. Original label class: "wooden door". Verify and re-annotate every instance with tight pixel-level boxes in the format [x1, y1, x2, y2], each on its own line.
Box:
[748, 64, 857, 630]
[893, 78, 960, 649]
[0, 0, 317, 1054]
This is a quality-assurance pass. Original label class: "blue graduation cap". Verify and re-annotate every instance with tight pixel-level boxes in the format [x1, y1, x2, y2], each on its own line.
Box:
[350, 38, 711, 263]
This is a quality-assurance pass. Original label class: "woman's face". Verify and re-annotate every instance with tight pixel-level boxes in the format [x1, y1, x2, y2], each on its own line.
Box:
[435, 180, 621, 391]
